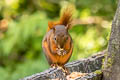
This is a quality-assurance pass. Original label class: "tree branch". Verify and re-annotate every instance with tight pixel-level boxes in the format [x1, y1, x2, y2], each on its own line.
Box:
[21, 50, 106, 80]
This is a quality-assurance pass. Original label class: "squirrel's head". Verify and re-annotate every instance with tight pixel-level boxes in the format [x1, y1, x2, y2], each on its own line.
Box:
[52, 25, 69, 49]
[49, 25, 72, 55]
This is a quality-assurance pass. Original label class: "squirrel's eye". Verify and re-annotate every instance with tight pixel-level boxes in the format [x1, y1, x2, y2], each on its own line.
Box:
[54, 37, 57, 44]
[54, 38, 56, 40]
[54, 37, 57, 41]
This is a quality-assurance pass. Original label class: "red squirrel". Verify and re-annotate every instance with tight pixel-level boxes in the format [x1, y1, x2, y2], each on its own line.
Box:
[42, 6, 73, 68]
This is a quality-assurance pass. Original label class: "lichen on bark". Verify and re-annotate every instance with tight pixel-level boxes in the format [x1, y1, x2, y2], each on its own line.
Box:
[102, 52, 114, 69]
[94, 70, 102, 75]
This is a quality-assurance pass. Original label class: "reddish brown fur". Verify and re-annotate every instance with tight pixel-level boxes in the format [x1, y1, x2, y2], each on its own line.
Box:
[48, 7, 73, 31]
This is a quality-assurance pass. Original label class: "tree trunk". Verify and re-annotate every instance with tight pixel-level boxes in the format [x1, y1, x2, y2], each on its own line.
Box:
[103, 0, 120, 80]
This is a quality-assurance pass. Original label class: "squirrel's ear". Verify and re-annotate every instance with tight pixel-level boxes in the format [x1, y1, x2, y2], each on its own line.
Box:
[65, 23, 72, 30]
[48, 21, 54, 29]
[48, 21, 55, 31]
[65, 25, 68, 30]
[48, 21, 56, 32]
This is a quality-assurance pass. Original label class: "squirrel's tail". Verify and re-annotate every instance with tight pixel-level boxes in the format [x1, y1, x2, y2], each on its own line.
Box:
[48, 6, 74, 31]
[59, 6, 73, 28]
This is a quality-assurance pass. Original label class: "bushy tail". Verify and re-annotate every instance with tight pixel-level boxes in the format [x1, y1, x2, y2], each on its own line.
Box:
[59, 6, 73, 28]
[48, 6, 74, 31]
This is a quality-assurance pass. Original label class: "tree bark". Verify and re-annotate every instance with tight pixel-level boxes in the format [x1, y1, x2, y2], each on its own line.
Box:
[103, 0, 120, 80]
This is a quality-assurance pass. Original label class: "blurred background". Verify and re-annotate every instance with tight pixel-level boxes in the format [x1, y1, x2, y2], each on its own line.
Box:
[0, 0, 117, 80]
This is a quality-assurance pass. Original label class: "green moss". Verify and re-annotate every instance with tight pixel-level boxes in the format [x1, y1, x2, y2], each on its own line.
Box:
[102, 52, 115, 69]
[107, 58, 112, 67]
[94, 70, 102, 75]
[107, 53, 115, 68]
[101, 52, 107, 69]
[102, 59, 105, 69]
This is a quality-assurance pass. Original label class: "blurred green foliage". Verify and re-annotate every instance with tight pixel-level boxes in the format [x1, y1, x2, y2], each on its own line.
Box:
[0, 0, 117, 80]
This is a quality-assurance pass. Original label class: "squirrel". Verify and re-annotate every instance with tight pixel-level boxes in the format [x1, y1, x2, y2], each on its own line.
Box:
[42, 6, 73, 68]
